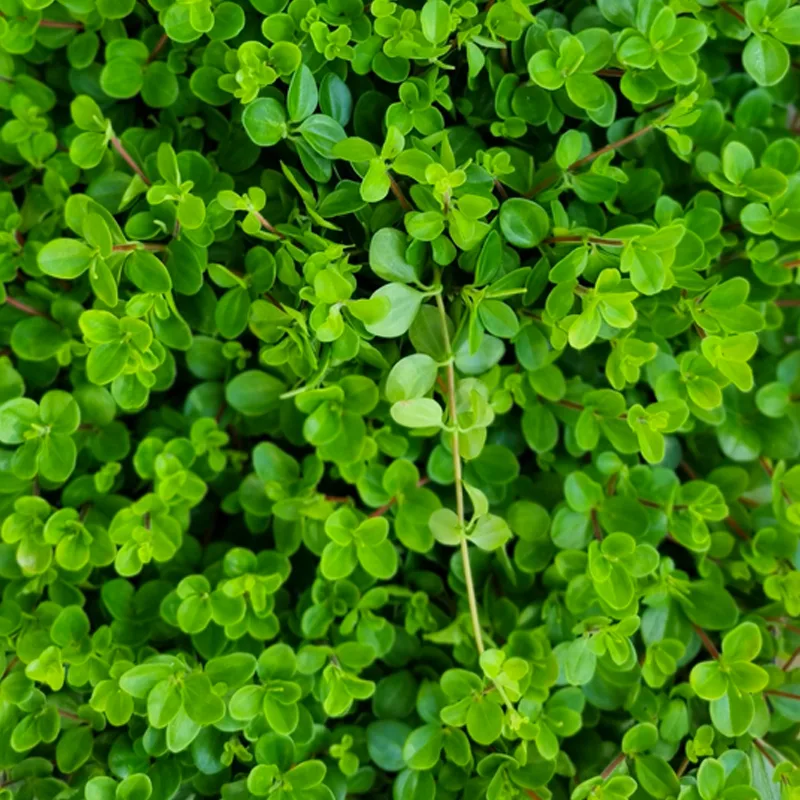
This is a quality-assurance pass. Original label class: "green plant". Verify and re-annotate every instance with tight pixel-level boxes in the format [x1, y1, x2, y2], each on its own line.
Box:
[1, 0, 800, 797]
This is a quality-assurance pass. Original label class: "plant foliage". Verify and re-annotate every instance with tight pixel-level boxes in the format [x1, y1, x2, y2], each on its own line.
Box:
[1, 0, 800, 798]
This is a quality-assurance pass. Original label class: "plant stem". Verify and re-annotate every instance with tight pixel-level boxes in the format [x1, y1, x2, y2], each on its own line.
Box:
[112, 242, 167, 252]
[601, 752, 626, 780]
[571, 123, 656, 171]
[527, 122, 656, 197]
[775, 299, 800, 306]
[39, 18, 82, 27]
[719, 2, 745, 22]
[753, 738, 782, 767]
[591, 508, 603, 541]
[252, 210, 284, 239]
[434, 291, 483, 655]
[783, 643, 800, 671]
[760, 456, 793, 504]
[494, 179, 508, 199]
[725, 515, 750, 541]
[1, 655, 18, 679]
[765, 689, 800, 700]
[389, 173, 412, 211]
[676, 757, 689, 778]
[4, 295, 47, 317]
[110, 135, 150, 185]
[542, 235, 625, 246]
[147, 32, 168, 63]
[369, 477, 430, 518]
[693, 625, 720, 660]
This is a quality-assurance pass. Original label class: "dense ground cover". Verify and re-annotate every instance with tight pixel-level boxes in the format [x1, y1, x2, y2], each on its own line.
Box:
[1, 0, 800, 798]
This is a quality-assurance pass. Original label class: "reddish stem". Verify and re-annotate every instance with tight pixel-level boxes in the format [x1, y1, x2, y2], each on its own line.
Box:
[557, 398, 585, 411]
[725, 516, 750, 541]
[775, 299, 800, 307]
[782, 259, 800, 269]
[601, 752, 626, 780]
[571, 124, 655, 171]
[552, 397, 628, 420]
[676, 757, 689, 778]
[253, 210, 284, 239]
[389, 174, 412, 211]
[264, 293, 286, 311]
[147, 32, 168, 63]
[110, 136, 151, 186]
[719, 2, 745, 21]
[526, 123, 655, 197]
[39, 18, 82, 28]
[693, 625, 720, 660]
[761, 456, 793, 504]
[766, 617, 800, 636]
[765, 689, 800, 700]
[753, 738, 777, 767]
[639, 498, 662, 509]
[4, 295, 47, 317]
[2, 655, 18, 679]
[369, 477, 430, 517]
[783, 644, 800, 671]
[591, 508, 603, 541]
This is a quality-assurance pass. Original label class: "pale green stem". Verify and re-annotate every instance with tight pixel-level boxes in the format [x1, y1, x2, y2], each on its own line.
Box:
[435, 289, 518, 716]
[434, 291, 483, 656]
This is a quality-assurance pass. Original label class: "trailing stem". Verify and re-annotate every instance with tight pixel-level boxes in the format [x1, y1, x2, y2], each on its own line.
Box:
[434, 291, 519, 714]
[434, 292, 482, 654]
